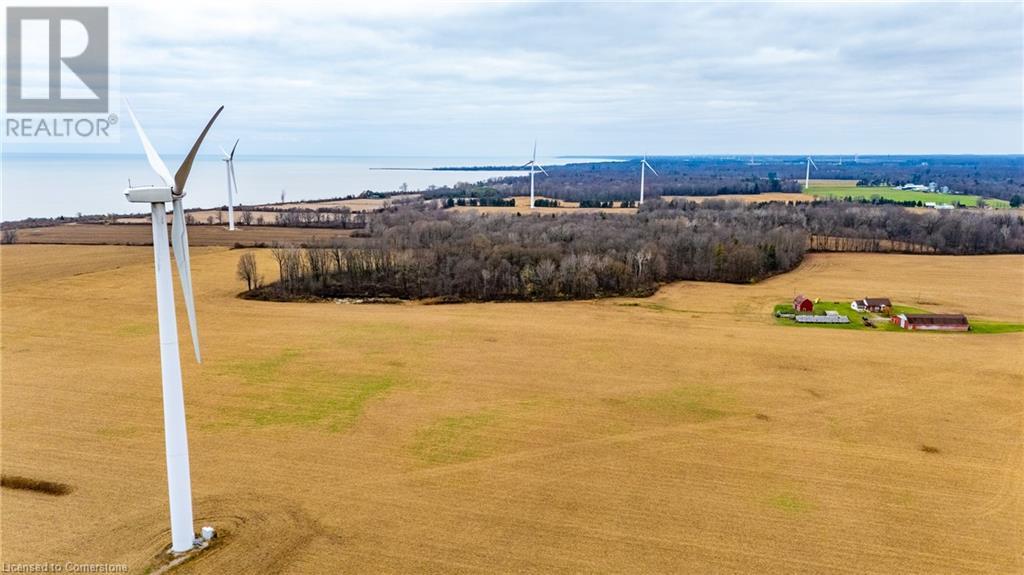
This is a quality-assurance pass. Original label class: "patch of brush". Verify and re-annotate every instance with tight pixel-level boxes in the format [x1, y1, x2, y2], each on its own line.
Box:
[1, 474, 73, 496]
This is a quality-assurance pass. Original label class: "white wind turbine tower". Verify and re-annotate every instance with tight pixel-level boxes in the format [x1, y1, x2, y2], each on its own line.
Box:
[804, 156, 817, 189]
[521, 140, 547, 209]
[123, 100, 222, 553]
[219, 139, 239, 230]
[639, 155, 658, 205]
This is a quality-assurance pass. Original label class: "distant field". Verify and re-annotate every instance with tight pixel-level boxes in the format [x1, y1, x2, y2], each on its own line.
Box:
[2, 248, 1022, 572]
[9, 224, 356, 246]
[804, 182, 1010, 208]
[663, 193, 812, 204]
[253, 194, 422, 212]
[114, 195, 424, 225]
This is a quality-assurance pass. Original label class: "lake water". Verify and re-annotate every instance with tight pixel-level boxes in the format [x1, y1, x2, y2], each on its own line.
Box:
[1, 155, 611, 221]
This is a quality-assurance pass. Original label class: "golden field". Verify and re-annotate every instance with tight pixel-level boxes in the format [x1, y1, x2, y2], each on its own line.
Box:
[1, 246, 1021, 573]
[10, 224, 355, 247]
[662, 192, 815, 204]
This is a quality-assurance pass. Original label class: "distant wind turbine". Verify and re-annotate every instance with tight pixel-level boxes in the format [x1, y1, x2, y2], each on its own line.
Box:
[219, 140, 239, 230]
[639, 155, 658, 205]
[804, 156, 817, 189]
[520, 140, 547, 209]
[123, 99, 221, 553]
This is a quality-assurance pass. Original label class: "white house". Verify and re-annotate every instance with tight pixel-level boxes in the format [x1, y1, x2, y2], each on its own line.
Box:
[851, 298, 892, 313]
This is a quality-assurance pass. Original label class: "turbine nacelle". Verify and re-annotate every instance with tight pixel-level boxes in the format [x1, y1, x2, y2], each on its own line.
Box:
[125, 186, 174, 204]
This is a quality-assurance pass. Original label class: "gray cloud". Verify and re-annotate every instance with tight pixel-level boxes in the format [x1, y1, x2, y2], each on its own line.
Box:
[23, 1, 1024, 155]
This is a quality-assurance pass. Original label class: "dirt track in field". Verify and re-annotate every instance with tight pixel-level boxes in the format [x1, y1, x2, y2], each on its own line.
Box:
[2, 247, 1021, 573]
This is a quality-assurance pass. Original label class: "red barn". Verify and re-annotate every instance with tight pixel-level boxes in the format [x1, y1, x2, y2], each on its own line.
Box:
[793, 295, 814, 312]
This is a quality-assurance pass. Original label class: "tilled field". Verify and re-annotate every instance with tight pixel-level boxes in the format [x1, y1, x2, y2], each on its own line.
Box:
[2, 247, 1021, 573]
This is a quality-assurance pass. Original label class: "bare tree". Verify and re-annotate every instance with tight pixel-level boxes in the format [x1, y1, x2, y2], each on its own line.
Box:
[633, 250, 652, 279]
[236, 252, 260, 291]
[271, 245, 305, 292]
[305, 245, 330, 286]
[1, 228, 18, 244]
[533, 259, 560, 298]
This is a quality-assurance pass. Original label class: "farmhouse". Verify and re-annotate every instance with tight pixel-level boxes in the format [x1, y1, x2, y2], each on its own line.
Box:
[793, 295, 814, 312]
[892, 313, 970, 331]
[851, 298, 892, 314]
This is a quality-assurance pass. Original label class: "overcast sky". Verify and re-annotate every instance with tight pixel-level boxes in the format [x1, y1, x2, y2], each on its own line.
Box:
[9, 1, 1024, 156]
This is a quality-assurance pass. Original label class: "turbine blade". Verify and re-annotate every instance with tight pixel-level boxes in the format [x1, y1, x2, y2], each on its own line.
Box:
[533, 140, 537, 162]
[536, 165, 548, 176]
[229, 161, 239, 196]
[219, 145, 230, 159]
[229, 138, 239, 160]
[123, 98, 173, 186]
[171, 199, 201, 363]
[174, 105, 225, 196]
[647, 163, 659, 177]
[520, 161, 533, 169]
[809, 157, 818, 169]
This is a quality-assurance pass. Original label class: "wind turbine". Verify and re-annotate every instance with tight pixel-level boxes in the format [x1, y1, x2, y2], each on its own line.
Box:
[520, 140, 547, 209]
[804, 156, 817, 189]
[639, 155, 658, 205]
[123, 99, 222, 553]
[219, 140, 239, 230]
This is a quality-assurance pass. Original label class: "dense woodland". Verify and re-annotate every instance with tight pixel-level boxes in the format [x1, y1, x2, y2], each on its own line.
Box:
[243, 199, 1024, 302]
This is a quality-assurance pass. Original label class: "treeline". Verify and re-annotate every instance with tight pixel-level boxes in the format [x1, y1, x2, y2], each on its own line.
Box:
[580, 200, 636, 208]
[416, 155, 1023, 203]
[443, 197, 515, 208]
[791, 201, 1024, 254]
[246, 202, 808, 302]
[422, 160, 802, 203]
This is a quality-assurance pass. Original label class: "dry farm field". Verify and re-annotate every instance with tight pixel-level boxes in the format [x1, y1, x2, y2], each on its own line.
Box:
[1, 247, 1021, 573]
[8, 224, 356, 247]
[662, 193, 815, 204]
[113, 195, 423, 225]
